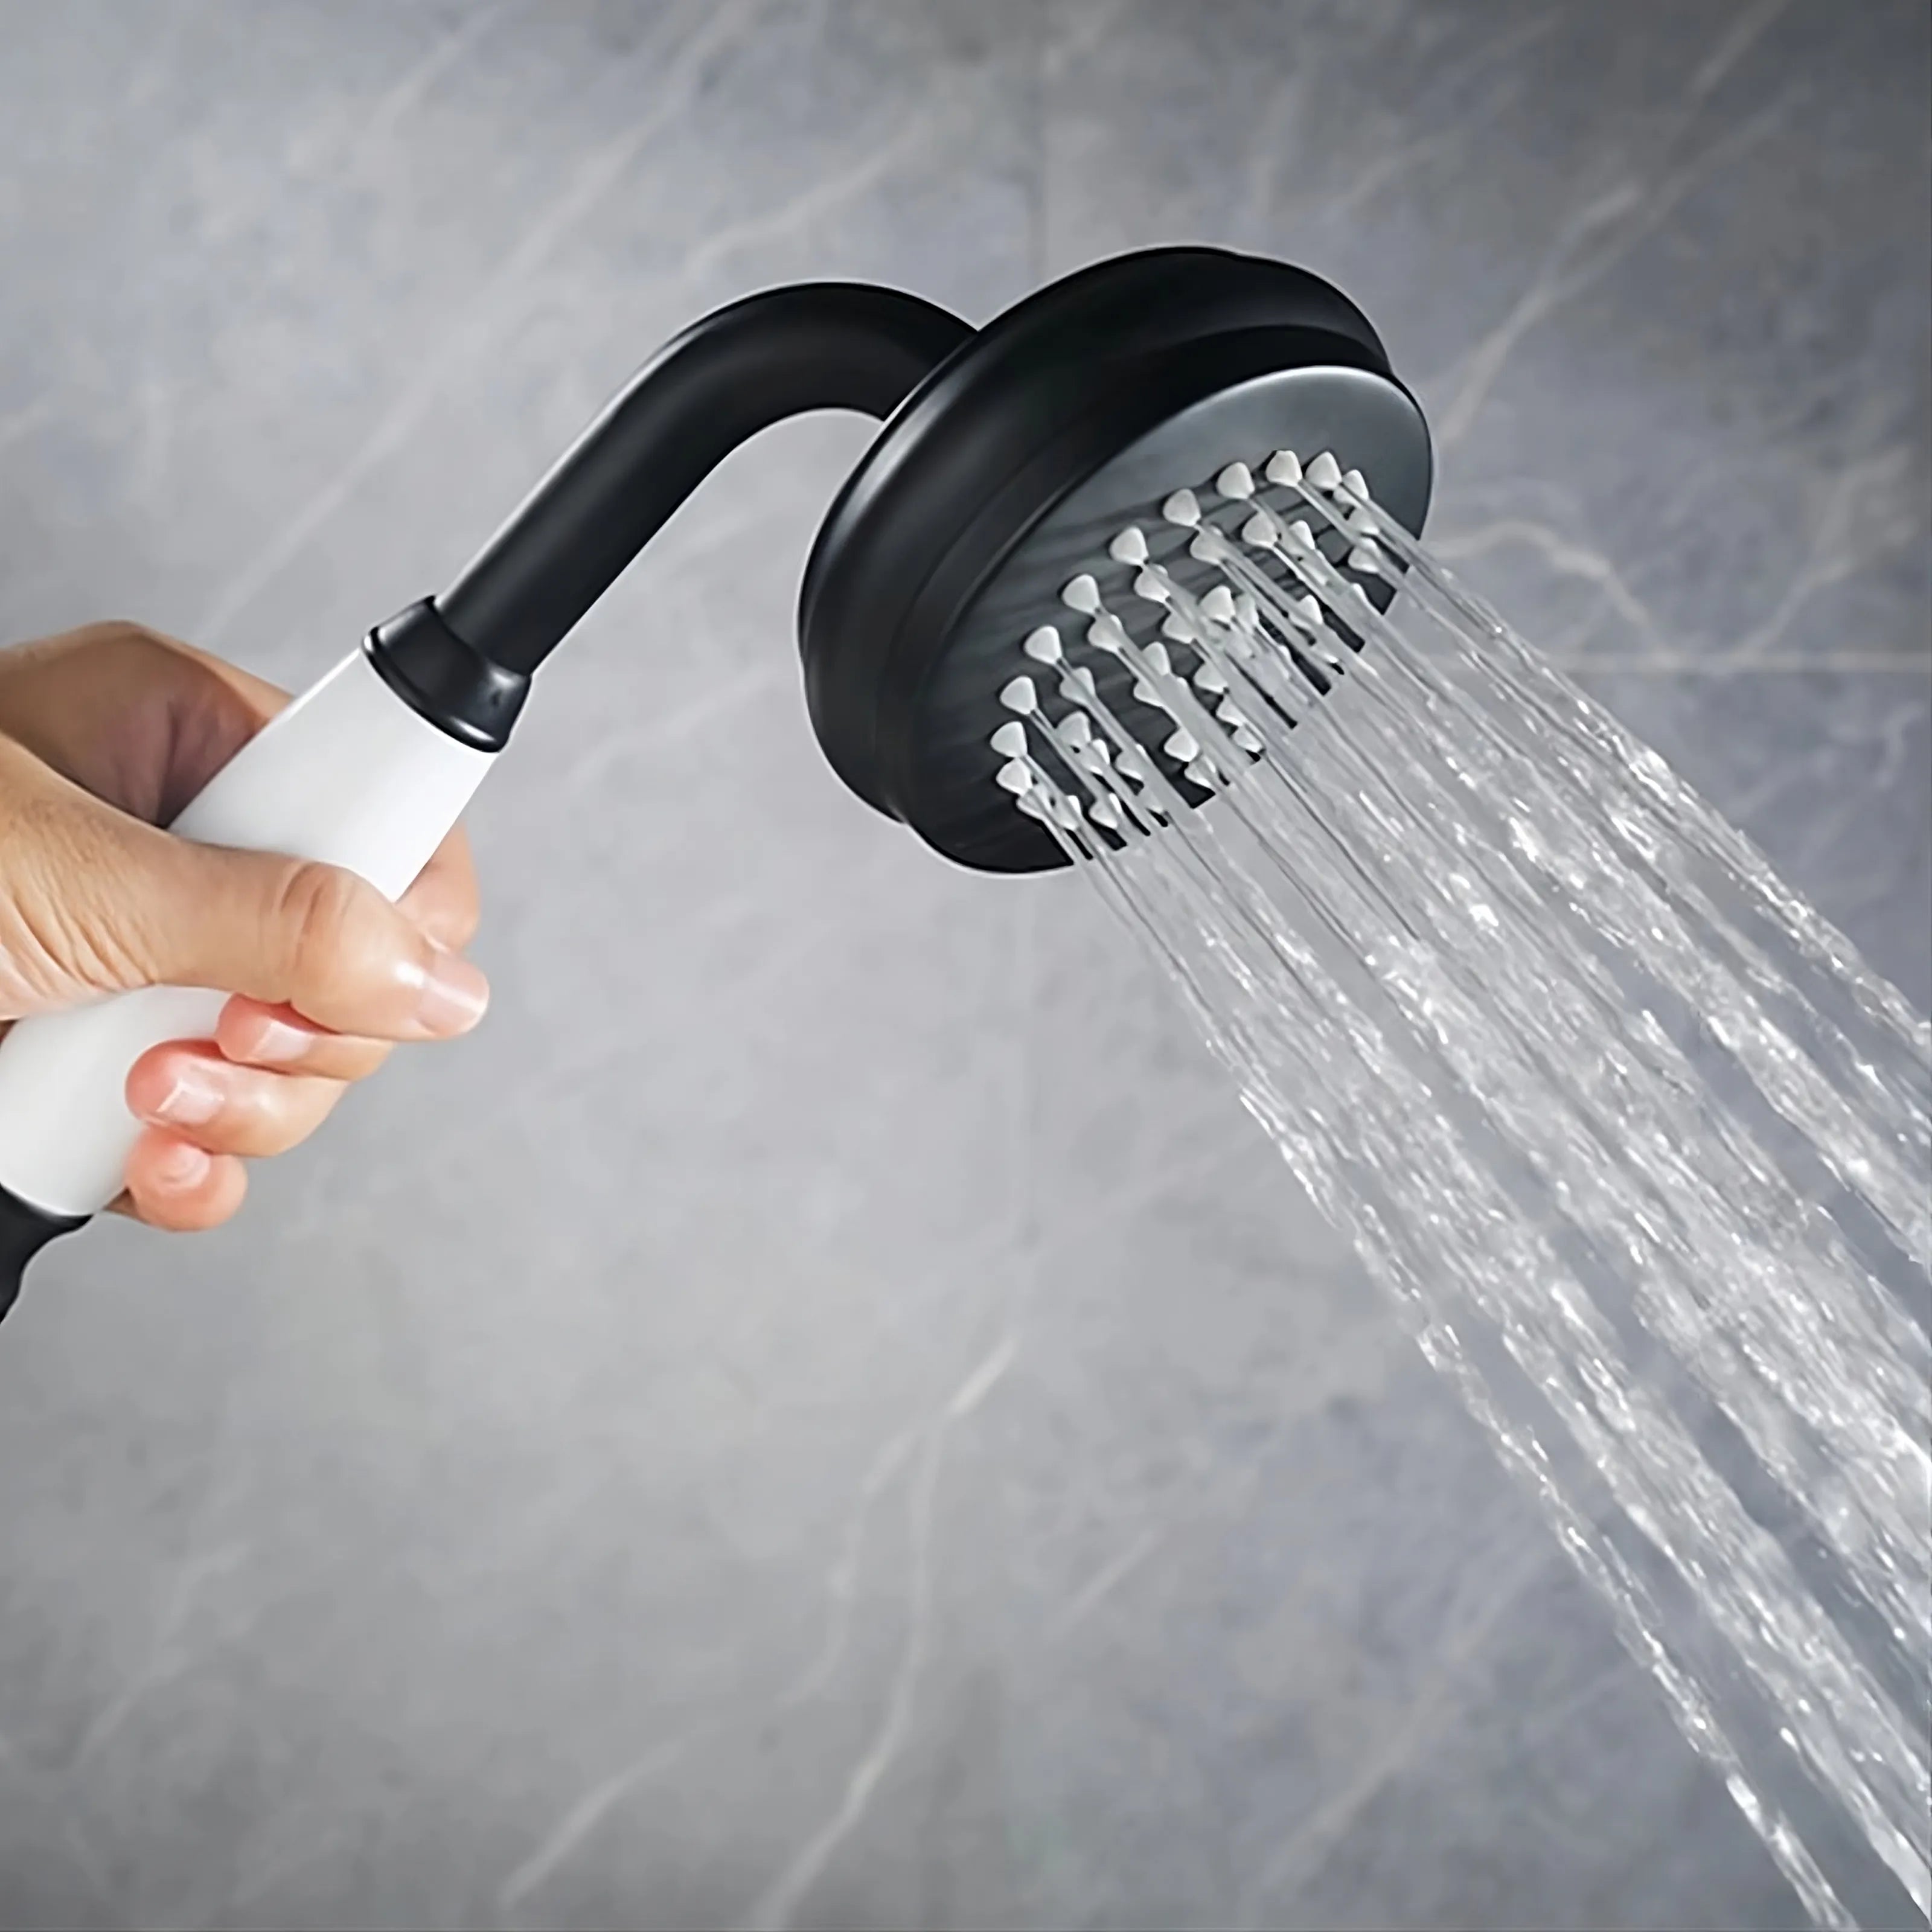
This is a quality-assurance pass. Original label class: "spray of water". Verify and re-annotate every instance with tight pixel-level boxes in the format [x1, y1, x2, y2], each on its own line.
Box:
[995, 455, 1932, 1931]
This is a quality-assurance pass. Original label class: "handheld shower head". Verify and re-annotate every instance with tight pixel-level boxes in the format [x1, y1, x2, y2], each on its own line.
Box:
[385, 245, 1431, 866]
[0, 245, 1431, 1311]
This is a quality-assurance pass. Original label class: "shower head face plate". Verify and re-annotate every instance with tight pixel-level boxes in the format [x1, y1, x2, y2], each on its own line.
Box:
[797, 246, 1433, 875]
[912, 362, 1431, 872]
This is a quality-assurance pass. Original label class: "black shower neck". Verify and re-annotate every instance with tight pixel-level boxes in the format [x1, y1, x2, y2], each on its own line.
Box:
[449, 282, 968, 674]
[361, 281, 970, 752]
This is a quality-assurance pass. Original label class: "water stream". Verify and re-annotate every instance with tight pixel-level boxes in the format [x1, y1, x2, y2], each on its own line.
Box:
[1004, 460, 1931, 1930]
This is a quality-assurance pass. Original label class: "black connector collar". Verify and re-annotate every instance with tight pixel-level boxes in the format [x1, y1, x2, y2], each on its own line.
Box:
[362, 599, 531, 753]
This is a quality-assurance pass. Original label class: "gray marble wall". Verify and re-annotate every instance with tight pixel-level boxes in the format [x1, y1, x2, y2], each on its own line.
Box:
[0, 4, 1925, 1928]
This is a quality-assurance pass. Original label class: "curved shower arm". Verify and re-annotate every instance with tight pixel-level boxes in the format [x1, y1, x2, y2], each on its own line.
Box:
[435, 282, 974, 677]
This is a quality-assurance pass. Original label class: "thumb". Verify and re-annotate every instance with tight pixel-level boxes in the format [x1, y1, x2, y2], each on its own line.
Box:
[86, 804, 489, 1041]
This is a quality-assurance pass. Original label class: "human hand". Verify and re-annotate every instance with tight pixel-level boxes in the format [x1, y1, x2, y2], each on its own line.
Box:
[0, 621, 486, 1232]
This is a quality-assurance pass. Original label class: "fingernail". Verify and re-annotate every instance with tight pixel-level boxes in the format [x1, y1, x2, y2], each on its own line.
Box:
[409, 947, 489, 1037]
[152, 1140, 212, 1191]
[151, 1063, 224, 1126]
[247, 1017, 315, 1064]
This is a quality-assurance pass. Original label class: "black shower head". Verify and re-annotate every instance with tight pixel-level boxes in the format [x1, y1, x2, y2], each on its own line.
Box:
[798, 248, 1433, 873]
[385, 244, 1433, 874]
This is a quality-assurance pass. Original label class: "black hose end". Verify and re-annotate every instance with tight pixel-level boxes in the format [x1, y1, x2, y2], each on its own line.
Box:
[363, 599, 531, 753]
[0, 1180, 88, 1324]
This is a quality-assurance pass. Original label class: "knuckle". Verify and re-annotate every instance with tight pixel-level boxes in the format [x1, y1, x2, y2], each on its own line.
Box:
[273, 861, 369, 993]
[80, 620, 178, 672]
[98, 619, 170, 650]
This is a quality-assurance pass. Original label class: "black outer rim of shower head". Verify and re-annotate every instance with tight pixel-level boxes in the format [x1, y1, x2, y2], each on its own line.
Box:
[797, 246, 1433, 875]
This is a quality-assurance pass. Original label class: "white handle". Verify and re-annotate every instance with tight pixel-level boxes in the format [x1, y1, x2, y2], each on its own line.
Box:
[0, 647, 497, 1218]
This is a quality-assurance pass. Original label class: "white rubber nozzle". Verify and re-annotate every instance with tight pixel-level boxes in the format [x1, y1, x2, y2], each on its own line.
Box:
[1060, 574, 1101, 614]
[990, 720, 1028, 758]
[1285, 520, 1316, 551]
[1160, 611, 1196, 643]
[1348, 544, 1383, 576]
[1292, 593, 1322, 627]
[1164, 727, 1201, 763]
[1061, 709, 1094, 750]
[1239, 512, 1275, 548]
[1060, 666, 1098, 702]
[1133, 568, 1170, 604]
[1233, 726, 1264, 754]
[1089, 794, 1124, 831]
[1200, 585, 1236, 622]
[999, 676, 1037, 714]
[1305, 451, 1342, 490]
[1215, 462, 1255, 501]
[1016, 788, 1049, 820]
[1265, 450, 1302, 486]
[1341, 467, 1370, 499]
[1108, 527, 1150, 566]
[1160, 489, 1201, 528]
[995, 758, 1034, 795]
[1193, 663, 1229, 694]
[1023, 625, 1064, 665]
[1087, 615, 1130, 654]
[1183, 757, 1217, 788]
[1215, 699, 1247, 728]
[1142, 640, 1172, 677]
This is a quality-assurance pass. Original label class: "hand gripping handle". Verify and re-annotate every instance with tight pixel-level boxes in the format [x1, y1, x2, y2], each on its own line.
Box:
[0, 643, 498, 1223]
